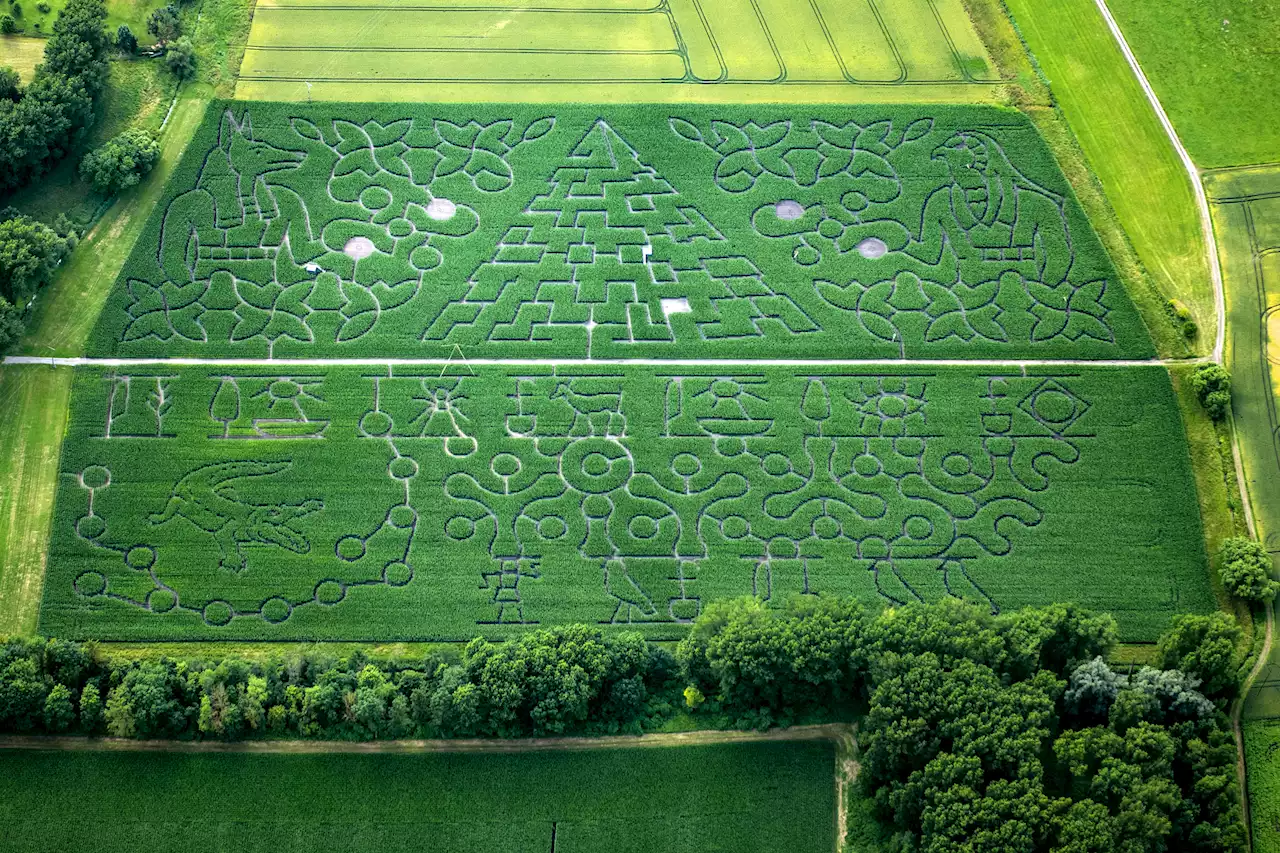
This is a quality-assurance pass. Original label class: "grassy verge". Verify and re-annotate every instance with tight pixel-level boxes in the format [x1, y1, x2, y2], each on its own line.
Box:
[0, 741, 837, 853]
[1002, 0, 1212, 356]
[186, 0, 253, 98]
[0, 366, 72, 637]
[1246, 719, 1280, 853]
[959, 0, 1049, 107]
[14, 96, 207, 357]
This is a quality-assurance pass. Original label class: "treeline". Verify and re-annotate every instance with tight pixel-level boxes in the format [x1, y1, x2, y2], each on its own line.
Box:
[0, 599, 1248, 851]
[0, 0, 110, 193]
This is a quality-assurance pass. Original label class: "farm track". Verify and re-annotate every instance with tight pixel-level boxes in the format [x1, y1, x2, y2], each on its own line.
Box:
[0, 722, 853, 753]
[1094, 2, 1275, 844]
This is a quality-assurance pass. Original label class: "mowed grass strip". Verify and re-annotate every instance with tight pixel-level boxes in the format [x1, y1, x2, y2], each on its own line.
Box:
[0, 741, 837, 853]
[239, 50, 686, 82]
[246, 8, 679, 51]
[0, 367, 72, 637]
[39, 365, 1212, 643]
[1246, 720, 1280, 853]
[1003, 0, 1214, 352]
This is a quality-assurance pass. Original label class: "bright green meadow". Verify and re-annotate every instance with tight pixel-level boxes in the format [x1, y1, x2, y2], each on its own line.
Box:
[0, 741, 837, 853]
[1247, 719, 1280, 853]
[39, 363, 1212, 642]
[85, 102, 1153, 360]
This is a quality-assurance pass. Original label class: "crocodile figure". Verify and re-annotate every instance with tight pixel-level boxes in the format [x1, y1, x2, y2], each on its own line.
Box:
[150, 460, 321, 572]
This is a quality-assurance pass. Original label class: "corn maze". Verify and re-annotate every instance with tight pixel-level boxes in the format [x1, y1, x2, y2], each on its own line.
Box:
[40, 102, 1211, 642]
[87, 104, 1153, 360]
[42, 362, 1212, 641]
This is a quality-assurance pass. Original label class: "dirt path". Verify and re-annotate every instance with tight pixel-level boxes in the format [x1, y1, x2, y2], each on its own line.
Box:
[0, 722, 855, 756]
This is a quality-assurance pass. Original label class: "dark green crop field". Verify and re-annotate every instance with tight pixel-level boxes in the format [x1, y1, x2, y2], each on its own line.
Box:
[85, 102, 1152, 360]
[0, 741, 836, 853]
[39, 364, 1211, 642]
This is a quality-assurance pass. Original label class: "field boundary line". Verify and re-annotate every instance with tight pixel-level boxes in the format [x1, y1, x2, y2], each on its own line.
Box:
[0, 723, 853, 754]
[1, 356, 1192, 368]
[1092, 0, 1224, 364]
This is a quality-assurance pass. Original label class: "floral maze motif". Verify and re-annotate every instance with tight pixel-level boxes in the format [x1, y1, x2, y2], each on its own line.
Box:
[95, 106, 1149, 359]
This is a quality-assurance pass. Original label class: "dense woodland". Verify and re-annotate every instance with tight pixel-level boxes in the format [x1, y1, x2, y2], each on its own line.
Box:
[0, 598, 1248, 852]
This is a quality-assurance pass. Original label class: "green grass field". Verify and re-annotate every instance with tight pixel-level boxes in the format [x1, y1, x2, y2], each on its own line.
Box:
[39, 363, 1212, 642]
[1246, 719, 1280, 853]
[87, 102, 1152, 360]
[0, 35, 43, 81]
[1002, 0, 1213, 353]
[0, 740, 837, 852]
[234, 0, 1001, 102]
[0, 367, 72, 636]
[1206, 165, 1280, 553]
[0, 0, 163, 38]
[1104, 0, 1280, 169]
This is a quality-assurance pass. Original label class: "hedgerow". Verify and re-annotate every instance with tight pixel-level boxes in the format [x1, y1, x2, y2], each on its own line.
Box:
[40, 363, 1212, 642]
[85, 102, 1154, 359]
[0, 599, 1248, 851]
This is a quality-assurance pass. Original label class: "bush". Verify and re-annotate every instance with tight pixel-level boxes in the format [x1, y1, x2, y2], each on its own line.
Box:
[1219, 536, 1279, 602]
[36, 1, 49, 11]
[0, 213, 73, 350]
[0, 66, 19, 100]
[146, 3, 179, 43]
[1191, 363, 1231, 420]
[1156, 612, 1243, 700]
[79, 129, 160, 194]
[116, 23, 136, 54]
[164, 36, 194, 79]
[0, 14, 16, 31]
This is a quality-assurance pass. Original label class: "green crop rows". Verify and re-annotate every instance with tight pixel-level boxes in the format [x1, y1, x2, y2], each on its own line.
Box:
[86, 102, 1152, 360]
[0, 741, 837, 853]
[40, 363, 1211, 642]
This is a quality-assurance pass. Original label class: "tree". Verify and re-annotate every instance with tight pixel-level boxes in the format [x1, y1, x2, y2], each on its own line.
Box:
[79, 128, 160, 194]
[41, 0, 109, 102]
[0, 66, 20, 101]
[1219, 536, 1279, 603]
[1063, 657, 1121, 722]
[0, 15, 16, 33]
[1191, 363, 1231, 421]
[42, 683, 76, 732]
[0, 214, 72, 349]
[116, 23, 136, 54]
[164, 36, 195, 79]
[146, 4, 179, 43]
[1156, 613, 1242, 700]
[79, 681, 103, 732]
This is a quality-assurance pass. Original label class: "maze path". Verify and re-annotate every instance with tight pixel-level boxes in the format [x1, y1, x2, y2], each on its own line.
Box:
[40, 364, 1213, 641]
[92, 105, 1152, 360]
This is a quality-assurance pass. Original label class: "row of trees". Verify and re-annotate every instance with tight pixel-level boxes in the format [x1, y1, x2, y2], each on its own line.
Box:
[0, 598, 1252, 850]
[0, 0, 110, 194]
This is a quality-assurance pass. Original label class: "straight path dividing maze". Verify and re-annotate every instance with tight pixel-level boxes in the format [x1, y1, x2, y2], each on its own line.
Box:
[41, 364, 1213, 641]
[91, 104, 1153, 360]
